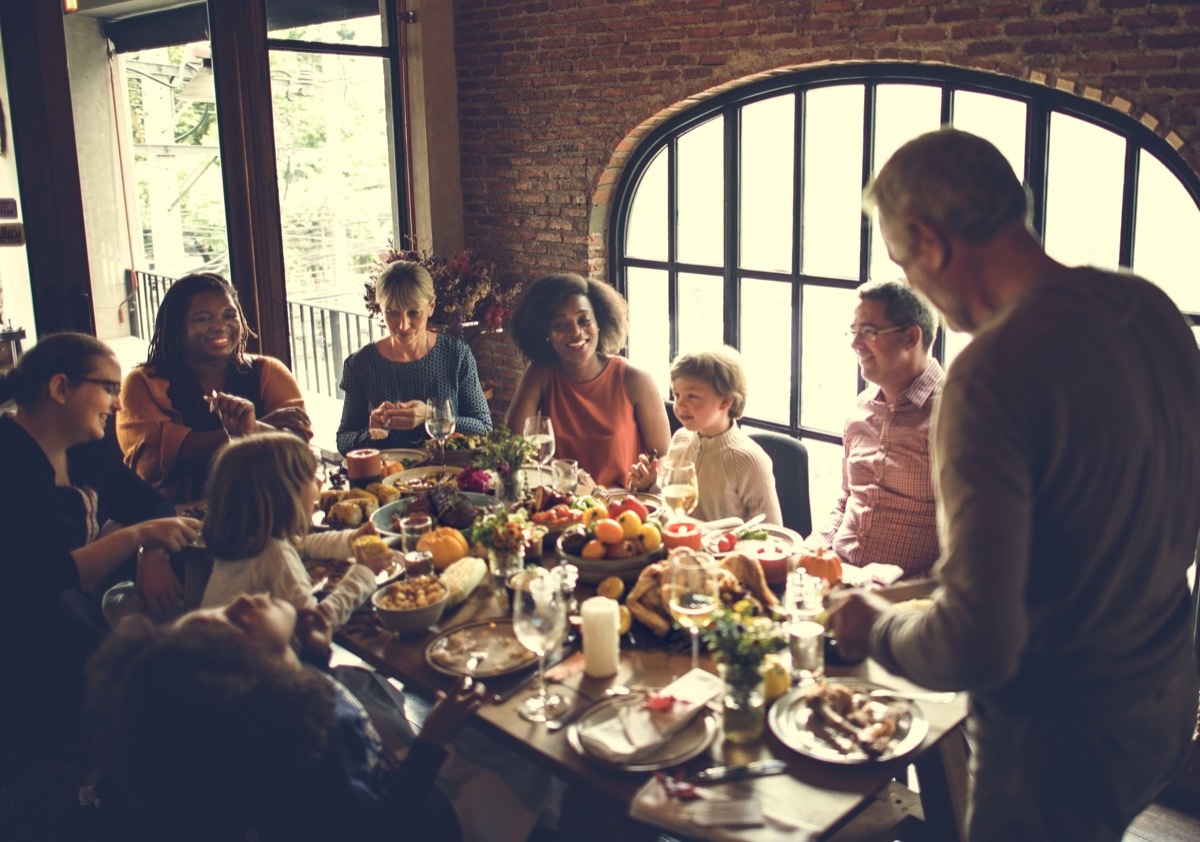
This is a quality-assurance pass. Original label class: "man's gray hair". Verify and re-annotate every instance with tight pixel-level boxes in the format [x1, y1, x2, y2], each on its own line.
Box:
[864, 128, 1031, 258]
[858, 280, 938, 351]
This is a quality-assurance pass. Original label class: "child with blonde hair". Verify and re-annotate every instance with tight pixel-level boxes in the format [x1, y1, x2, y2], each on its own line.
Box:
[201, 432, 389, 628]
[628, 346, 782, 525]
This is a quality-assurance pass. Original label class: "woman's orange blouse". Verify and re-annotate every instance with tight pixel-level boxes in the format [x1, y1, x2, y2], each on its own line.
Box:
[543, 356, 642, 488]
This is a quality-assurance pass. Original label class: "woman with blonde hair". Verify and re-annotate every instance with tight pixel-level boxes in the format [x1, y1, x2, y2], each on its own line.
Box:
[337, 260, 492, 454]
[200, 432, 388, 630]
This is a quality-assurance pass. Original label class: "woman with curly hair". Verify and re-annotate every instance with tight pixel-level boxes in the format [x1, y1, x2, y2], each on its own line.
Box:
[505, 272, 669, 488]
[116, 273, 312, 502]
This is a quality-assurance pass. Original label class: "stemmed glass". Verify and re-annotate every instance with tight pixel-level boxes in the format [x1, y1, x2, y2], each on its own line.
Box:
[665, 551, 718, 672]
[511, 567, 570, 722]
[425, 397, 456, 466]
[660, 461, 699, 521]
[523, 415, 555, 487]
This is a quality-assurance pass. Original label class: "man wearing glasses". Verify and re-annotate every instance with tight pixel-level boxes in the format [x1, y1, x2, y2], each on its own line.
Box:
[807, 280, 944, 581]
[832, 129, 1200, 841]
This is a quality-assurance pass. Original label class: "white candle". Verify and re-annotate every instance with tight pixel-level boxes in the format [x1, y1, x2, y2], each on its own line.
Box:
[580, 596, 620, 678]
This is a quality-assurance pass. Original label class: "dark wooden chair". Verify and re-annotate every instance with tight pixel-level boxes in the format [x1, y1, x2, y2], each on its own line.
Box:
[748, 430, 812, 537]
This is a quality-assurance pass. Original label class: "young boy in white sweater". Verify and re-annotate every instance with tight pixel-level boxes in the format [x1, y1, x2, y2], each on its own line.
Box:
[628, 347, 782, 525]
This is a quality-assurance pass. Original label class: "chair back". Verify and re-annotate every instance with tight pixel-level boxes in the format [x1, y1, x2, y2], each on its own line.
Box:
[748, 430, 812, 537]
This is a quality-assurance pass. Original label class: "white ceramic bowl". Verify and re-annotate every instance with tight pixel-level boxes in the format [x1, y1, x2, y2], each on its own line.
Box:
[371, 579, 449, 633]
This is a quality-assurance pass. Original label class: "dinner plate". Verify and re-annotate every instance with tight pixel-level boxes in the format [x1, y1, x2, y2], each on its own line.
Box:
[567, 690, 719, 772]
[768, 678, 928, 765]
[341, 448, 429, 473]
[371, 493, 503, 536]
[703, 523, 803, 585]
[425, 619, 539, 679]
[381, 465, 463, 491]
[305, 554, 402, 594]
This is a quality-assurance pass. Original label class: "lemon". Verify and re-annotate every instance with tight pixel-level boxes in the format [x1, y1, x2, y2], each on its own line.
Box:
[638, 522, 662, 552]
[616, 509, 643, 538]
[761, 654, 791, 703]
[596, 576, 625, 600]
[618, 604, 633, 635]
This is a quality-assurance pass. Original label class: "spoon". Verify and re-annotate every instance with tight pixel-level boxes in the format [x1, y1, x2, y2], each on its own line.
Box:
[868, 689, 956, 703]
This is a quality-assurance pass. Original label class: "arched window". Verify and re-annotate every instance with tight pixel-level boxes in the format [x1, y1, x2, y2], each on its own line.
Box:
[611, 63, 1200, 511]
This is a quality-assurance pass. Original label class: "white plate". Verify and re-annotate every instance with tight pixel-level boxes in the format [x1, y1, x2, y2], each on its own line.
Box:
[702, 522, 802, 585]
[567, 690, 719, 772]
[425, 619, 538, 679]
[341, 448, 429, 473]
[768, 678, 928, 765]
[381, 465, 463, 491]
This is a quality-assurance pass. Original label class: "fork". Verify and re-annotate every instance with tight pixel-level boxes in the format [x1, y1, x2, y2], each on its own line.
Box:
[463, 648, 487, 691]
[868, 689, 955, 703]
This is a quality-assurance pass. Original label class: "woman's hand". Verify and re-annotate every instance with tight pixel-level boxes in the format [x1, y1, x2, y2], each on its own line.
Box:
[627, 452, 658, 492]
[259, 406, 313, 438]
[207, 391, 258, 437]
[135, 547, 184, 617]
[136, 516, 202, 554]
[419, 676, 485, 747]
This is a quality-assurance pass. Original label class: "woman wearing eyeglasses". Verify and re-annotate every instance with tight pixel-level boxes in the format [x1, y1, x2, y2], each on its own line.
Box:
[117, 273, 313, 503]
[0, 332, 201, 754]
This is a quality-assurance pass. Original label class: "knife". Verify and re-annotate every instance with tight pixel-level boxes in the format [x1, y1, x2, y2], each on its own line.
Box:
[687, 759, 787, 784]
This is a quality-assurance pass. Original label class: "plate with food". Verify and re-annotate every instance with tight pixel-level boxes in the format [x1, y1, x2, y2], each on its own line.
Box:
[426, 433, 488, 467]
[566, 690, 719, 772]
[341, 447, 428, 476]
[382, 465, 463, 493]
[768, 678, 928, 764]
[425, 619, 539, 679]
[703, 523, 803, 585]
[371, 492, 503, 536]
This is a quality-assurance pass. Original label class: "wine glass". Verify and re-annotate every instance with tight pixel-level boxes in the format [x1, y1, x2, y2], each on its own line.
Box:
[665, 551, 718, 672]
[660, 461, 699, 521]
[511, 567, 570, 722]
[523, 415, 555, 487]
[425, 397, 456, 466]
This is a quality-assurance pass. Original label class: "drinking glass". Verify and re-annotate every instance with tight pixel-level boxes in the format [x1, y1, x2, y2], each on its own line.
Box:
[660, 461, 699, 520]
[511, 568, 570, 722]
[425, 397, 456, 466]
[523, 415, 556, 486]
[399, 514, 434, 575]
[664, 551, 718, 672]
[550, 458, 579, 494]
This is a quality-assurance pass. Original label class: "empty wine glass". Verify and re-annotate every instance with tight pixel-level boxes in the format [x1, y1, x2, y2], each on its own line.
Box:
[523, 415, 555, 487]
[665, 550, 718, 672]
[511, 567, 570, 722]
[425, 397, 456, 466]
[660, 461, 699, 521]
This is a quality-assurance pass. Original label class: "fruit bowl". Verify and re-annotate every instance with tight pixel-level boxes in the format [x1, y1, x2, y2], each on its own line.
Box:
[555, 532, 664, 584]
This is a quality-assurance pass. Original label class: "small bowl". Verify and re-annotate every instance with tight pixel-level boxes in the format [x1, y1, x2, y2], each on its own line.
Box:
[371, 577, 449, 633]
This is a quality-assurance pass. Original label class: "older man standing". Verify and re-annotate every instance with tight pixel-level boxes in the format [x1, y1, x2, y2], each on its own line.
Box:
[832, 128, 1200, 841]
[812, 280, 943, 580]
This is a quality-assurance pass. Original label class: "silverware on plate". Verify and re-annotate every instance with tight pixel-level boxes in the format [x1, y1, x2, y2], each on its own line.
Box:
[685, 759, 787, 784]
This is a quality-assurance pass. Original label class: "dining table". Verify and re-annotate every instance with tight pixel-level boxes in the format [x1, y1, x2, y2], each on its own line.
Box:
[335, 546, 970, 842]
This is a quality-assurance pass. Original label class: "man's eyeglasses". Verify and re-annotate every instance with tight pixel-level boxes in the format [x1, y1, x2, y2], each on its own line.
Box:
[844, 324, 912, 342]
[73, 377, 122, 399]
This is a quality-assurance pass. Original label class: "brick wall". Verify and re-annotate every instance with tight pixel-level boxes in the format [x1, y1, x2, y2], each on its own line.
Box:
[453, 0, 1200, 412]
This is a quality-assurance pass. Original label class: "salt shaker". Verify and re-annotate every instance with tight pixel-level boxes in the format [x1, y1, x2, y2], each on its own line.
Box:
[553, 563, 580, 644]
[580, 596, 620, 678]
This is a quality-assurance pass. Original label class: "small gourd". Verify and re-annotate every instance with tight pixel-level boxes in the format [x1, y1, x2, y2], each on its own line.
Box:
[795, 547, 843, 585]
[417, 526, 470, 570]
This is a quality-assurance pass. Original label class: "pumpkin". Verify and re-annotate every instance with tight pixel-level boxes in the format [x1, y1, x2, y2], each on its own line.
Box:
[417, 527, 470, 570]
[795, 547, 843, 585]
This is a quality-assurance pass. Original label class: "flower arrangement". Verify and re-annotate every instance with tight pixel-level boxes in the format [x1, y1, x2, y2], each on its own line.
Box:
[469, 508, 533, 554]
[364, 241, 522, 335]
[700, 602, 787, 675]
[472, 427, 535, 489]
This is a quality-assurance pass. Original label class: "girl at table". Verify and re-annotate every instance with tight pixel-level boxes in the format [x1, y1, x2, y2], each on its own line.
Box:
[0, 332, 201, 752]
[505, 272, 670, 488]
[200, 432, 389, 630]
[117, 272, 313, 503]
[628, 346, 782, 525]
[86, 595, 480, 842]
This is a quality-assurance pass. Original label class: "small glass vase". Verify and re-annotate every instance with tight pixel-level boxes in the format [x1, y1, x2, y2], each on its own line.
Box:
[488, 548, 524, 584]
[720, 663, 766, 744]
[498, 471, 523, 504]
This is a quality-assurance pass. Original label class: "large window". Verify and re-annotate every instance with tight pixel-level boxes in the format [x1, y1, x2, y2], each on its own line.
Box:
[612, 64, 1200, 514]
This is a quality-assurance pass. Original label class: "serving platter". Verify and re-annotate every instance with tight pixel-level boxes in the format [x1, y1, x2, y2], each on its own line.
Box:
[425, 619, 538, 679]
[567, 690, 719, 772]
[381, 465, 463, 492]
[371, 493, 503, 536]
[341, 447, 429, 473]
[768, 678, 928, 764]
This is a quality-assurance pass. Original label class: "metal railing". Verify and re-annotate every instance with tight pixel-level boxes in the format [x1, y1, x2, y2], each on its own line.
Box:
[125, 270, 381, 400]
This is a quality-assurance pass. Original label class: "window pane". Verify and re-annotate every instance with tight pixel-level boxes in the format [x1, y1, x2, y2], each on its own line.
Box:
[942, 328, 972, 370]
[740, 94, 794, 273]
[626, 147, 668, 261]
[802, 85, 863, 279]
[802, 437, 845, 531]
[677, 117, 725, 266]
[266, 9, 384, 47]
[1044, 113, 1124, 270]
[1133, 150, 1200, 314]
[870, 84, 941, 281]
[740, 278, 793, 424]
[800, 285, 859, 433]
[626, 267, 670, 397]
[951, 91, 1026, 182]
[678, 272, 724, 352]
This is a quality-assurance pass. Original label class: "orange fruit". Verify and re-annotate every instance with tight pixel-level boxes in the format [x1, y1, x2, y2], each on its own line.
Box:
[596, 576, 625, 600]
[581, 539, 607, 560]
[638, 522, 662, 552]
[618, 605, 632, 635]
[581, 506, 610, 529]
[593, 518, 625, 545]
[616, 509, 643, 538]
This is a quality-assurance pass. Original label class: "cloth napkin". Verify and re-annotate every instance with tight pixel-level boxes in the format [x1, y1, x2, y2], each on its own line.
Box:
[578, 668, 724, 764]
[629, 776, 817, 842]
[840, 562, 905, 588]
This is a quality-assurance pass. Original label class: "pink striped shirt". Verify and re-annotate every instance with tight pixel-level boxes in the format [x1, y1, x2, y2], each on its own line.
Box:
[819, 360, 944, 579]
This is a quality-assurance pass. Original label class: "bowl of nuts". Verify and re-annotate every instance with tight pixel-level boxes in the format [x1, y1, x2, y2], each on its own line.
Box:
[371, 574, 449, 633]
